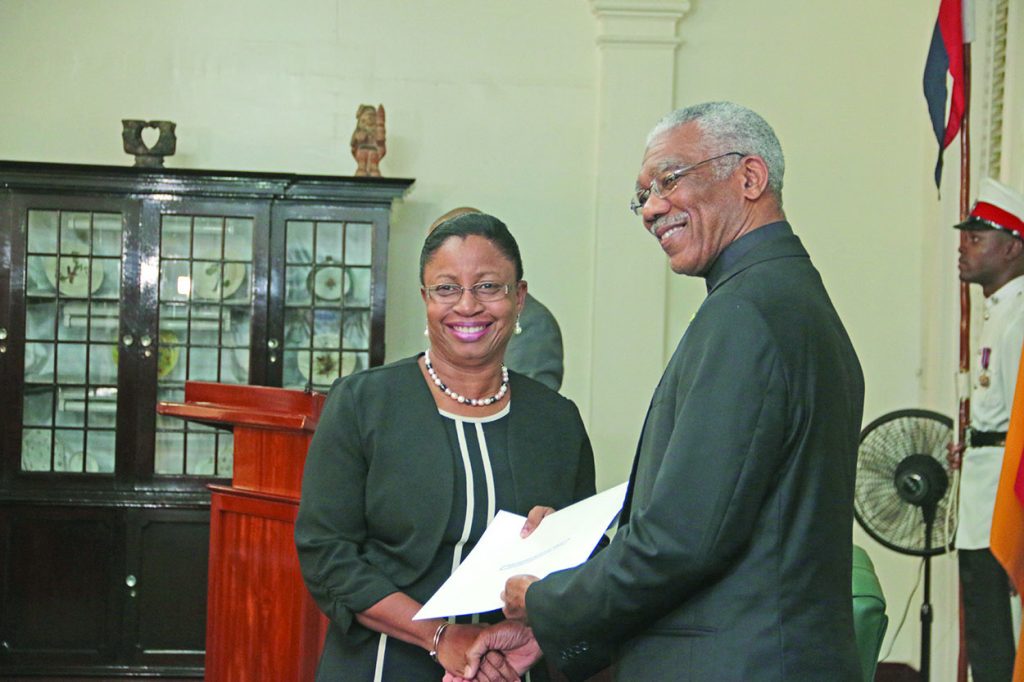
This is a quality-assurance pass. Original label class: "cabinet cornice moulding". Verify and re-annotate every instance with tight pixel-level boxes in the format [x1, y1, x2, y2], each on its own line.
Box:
[589, 0, 691, 48]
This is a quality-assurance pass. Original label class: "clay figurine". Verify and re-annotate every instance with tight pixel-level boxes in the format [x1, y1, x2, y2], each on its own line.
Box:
[351, 104, 386, 177]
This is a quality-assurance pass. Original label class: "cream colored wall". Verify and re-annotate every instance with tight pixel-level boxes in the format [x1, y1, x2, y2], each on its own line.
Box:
[0, 0, 991, 678]
[0, 0, 599, 413]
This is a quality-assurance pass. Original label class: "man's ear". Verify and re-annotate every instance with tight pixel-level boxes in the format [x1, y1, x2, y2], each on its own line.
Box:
[1007, 236, 1024, 262]
[739, 155, 770, 200]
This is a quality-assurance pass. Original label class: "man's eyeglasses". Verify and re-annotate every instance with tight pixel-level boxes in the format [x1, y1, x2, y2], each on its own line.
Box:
[422, 282, 515, 303]
[629, 152, 745, 215]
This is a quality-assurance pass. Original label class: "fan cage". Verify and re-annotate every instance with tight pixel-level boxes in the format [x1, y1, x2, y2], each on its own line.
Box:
[854, 408, 956, 557]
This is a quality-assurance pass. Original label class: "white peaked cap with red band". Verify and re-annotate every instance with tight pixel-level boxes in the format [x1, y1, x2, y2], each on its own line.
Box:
[955, 178, 1024, 240]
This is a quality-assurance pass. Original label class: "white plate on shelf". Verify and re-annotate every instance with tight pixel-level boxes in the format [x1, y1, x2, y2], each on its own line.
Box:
[43, 253, 104, 297]
[64, 451, 102, 473]
[22, 430, 73, 472]
[309, 262, 350, 301]
[193, 262, 246, 301]
[297, 335, 356, 385]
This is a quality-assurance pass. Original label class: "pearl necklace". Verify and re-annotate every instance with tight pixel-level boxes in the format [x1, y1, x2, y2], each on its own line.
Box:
[424, 349, 508, 407]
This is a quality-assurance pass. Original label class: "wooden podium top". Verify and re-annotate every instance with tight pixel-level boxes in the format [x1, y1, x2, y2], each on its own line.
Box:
[158, 382, 328, 498]
[157, 381, 326, 433]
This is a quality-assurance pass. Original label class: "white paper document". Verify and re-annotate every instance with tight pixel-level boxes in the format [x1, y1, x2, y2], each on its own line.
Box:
[413, 482, 628, 620]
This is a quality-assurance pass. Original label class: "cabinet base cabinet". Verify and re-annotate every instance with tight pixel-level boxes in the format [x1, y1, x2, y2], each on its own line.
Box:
[0, 504, 208, 678]
[127, 509, 210, 671]
[0, 507, 121, 669]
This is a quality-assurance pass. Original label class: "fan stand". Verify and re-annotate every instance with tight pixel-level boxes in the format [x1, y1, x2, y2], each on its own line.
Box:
[894, 453, 949, 682]
[920, 505, 936, 682]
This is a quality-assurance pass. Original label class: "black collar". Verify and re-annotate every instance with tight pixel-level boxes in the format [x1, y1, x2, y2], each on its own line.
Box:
[705, 221, 792, 292]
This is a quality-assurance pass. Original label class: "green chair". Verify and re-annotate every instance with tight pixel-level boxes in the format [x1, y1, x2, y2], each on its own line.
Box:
[852, 545, 888, 682]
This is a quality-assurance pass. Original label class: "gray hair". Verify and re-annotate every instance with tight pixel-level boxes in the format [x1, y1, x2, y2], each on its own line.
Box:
[647, 102, 785, 201]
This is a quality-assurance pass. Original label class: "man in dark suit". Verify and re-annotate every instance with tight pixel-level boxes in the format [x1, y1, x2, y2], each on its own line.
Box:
[457, 101, 865, 681]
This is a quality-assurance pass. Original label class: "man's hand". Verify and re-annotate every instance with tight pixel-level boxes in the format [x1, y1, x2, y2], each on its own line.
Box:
[520, 506, 555, 538]
[438, 624, 520, 681]
[948, 440, 965, 470]
[444, 620, 542, 681]
[501, 575, 539, 621]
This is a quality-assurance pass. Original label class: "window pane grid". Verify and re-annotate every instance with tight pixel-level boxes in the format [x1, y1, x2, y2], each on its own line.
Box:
[22, 209, 121, 475]
[282, 219, 371, 390]
[155, 213, 253, 477]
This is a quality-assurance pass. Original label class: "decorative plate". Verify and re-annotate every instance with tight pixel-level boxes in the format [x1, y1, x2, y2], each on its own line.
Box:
[21, 429, 57, 471]
[64, 451, 102, 473]
[156, 331, 180, 378]
[193, 262, 246, 301]
[309, 261, 351, 301]
[43, 253, 104, 297]
[297, 335, 356, 385]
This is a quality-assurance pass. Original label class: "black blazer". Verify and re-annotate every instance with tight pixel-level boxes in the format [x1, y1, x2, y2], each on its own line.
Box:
[527, 224, 865, 681]
[295, 355, 595, 641]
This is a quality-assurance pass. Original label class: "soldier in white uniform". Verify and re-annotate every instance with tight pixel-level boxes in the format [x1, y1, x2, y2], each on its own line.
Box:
[953, 178, 1024, 682]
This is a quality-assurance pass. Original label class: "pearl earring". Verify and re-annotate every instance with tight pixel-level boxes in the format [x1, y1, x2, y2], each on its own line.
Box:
[514, 316, 522, 335]
[424, 327, 429, 337]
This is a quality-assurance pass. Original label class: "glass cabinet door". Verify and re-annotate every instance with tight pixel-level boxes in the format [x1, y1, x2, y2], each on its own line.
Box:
[21, 207, 125, 475]
[153, 204, 266, 478]
[278, 214, 373, 391]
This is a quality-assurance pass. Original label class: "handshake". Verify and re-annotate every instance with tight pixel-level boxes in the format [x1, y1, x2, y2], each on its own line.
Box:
[436, 572, 542, 681]
[437, 613, 538, 682]
[437, 507, 553, 681]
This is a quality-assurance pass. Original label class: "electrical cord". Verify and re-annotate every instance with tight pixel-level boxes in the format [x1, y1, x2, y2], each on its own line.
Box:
[879, 557, 925, 662]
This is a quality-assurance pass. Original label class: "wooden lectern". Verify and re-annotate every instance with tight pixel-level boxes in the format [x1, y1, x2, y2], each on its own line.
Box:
[157, 381, 328, 681]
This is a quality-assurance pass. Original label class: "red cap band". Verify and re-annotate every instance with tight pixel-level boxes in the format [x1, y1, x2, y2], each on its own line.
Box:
[972, 201, 1024, 239]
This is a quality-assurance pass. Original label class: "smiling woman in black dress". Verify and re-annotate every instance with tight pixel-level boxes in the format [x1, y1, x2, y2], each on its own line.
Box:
[295, 213, 595, 681]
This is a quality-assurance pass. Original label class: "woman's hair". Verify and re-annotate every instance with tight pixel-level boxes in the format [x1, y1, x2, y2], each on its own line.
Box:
[419, 212, 523, 283]
[647, 101, 785, 202]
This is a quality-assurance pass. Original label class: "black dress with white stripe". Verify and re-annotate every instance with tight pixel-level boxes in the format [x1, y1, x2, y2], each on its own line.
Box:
[321, 403, 546, 682]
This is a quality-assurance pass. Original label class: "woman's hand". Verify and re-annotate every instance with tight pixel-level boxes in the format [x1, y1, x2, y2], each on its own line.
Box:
[520, 506, 555, 538]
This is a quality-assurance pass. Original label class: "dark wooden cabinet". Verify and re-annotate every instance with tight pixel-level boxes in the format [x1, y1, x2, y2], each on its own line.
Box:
[0, 161, 413, 677]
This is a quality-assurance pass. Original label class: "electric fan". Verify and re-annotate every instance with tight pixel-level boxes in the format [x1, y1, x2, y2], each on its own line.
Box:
[853, 408, 956, 682]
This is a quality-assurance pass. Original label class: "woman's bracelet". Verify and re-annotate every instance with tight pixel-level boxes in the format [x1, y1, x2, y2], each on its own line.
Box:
[429, 621, 451, 663]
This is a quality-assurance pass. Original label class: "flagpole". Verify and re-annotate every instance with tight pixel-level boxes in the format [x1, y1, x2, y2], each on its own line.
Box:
[955, 34, 972, 682]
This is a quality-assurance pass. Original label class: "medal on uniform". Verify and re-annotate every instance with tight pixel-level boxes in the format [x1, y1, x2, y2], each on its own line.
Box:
[979, 347, 991, 387]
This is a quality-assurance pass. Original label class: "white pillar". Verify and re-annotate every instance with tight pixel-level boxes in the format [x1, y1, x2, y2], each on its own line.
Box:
[587, 0, 690, 487]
